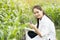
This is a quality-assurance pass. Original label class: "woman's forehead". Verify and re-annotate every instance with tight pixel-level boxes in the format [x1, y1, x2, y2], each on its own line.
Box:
[34, 8, 40, 12]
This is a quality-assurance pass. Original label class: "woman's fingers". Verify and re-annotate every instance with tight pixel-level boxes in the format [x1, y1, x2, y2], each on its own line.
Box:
[26, 23, 36, 29]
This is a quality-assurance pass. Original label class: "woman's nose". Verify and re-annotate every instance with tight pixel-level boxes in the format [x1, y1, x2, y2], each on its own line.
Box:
[35, 13, 38, 16]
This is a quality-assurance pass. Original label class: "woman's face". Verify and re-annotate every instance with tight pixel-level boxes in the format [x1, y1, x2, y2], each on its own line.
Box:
[33, 8, 43, 19]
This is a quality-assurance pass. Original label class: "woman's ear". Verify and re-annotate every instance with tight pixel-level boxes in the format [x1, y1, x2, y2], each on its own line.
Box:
[41, 10, 43, 12]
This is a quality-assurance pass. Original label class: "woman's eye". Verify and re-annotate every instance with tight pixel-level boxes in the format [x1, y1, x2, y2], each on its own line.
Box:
[36, 11, 39, 13]
[34, 11, 39, 14]
[34, 12, 36, 14]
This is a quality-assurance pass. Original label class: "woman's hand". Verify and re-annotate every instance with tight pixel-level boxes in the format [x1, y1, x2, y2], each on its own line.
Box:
[28, 23, 36, 29]
[28, 23, 42, 37]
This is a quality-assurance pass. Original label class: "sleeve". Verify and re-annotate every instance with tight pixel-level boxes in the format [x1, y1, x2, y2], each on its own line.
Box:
[39, 22, 50, 37]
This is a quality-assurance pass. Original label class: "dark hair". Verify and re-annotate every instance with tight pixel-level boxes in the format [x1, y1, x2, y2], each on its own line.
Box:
[32, 5, 45, 15]
[32, 5, 48, 28]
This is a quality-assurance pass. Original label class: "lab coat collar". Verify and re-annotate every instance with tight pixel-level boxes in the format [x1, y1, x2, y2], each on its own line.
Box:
[39, 15, 46, 22]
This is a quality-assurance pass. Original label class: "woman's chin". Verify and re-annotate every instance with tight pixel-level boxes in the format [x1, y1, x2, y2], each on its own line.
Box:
[35, 16, 40, 19]
[37, 16, 40, 18]
[36, 17, 40, 19]
[36, 17, 42, 19]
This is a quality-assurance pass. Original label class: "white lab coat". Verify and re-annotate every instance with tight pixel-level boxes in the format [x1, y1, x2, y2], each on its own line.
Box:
[25, 15, 56, 40]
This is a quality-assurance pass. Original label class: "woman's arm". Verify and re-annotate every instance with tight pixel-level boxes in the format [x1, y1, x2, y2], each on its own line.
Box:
[28, 23, 42, 37]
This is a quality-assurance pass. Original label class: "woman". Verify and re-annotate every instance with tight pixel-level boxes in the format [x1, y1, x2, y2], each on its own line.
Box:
[26, 5, 56, 40]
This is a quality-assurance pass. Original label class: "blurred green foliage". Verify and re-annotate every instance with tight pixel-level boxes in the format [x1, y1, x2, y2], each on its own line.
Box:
[0, 0, 60, 40]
